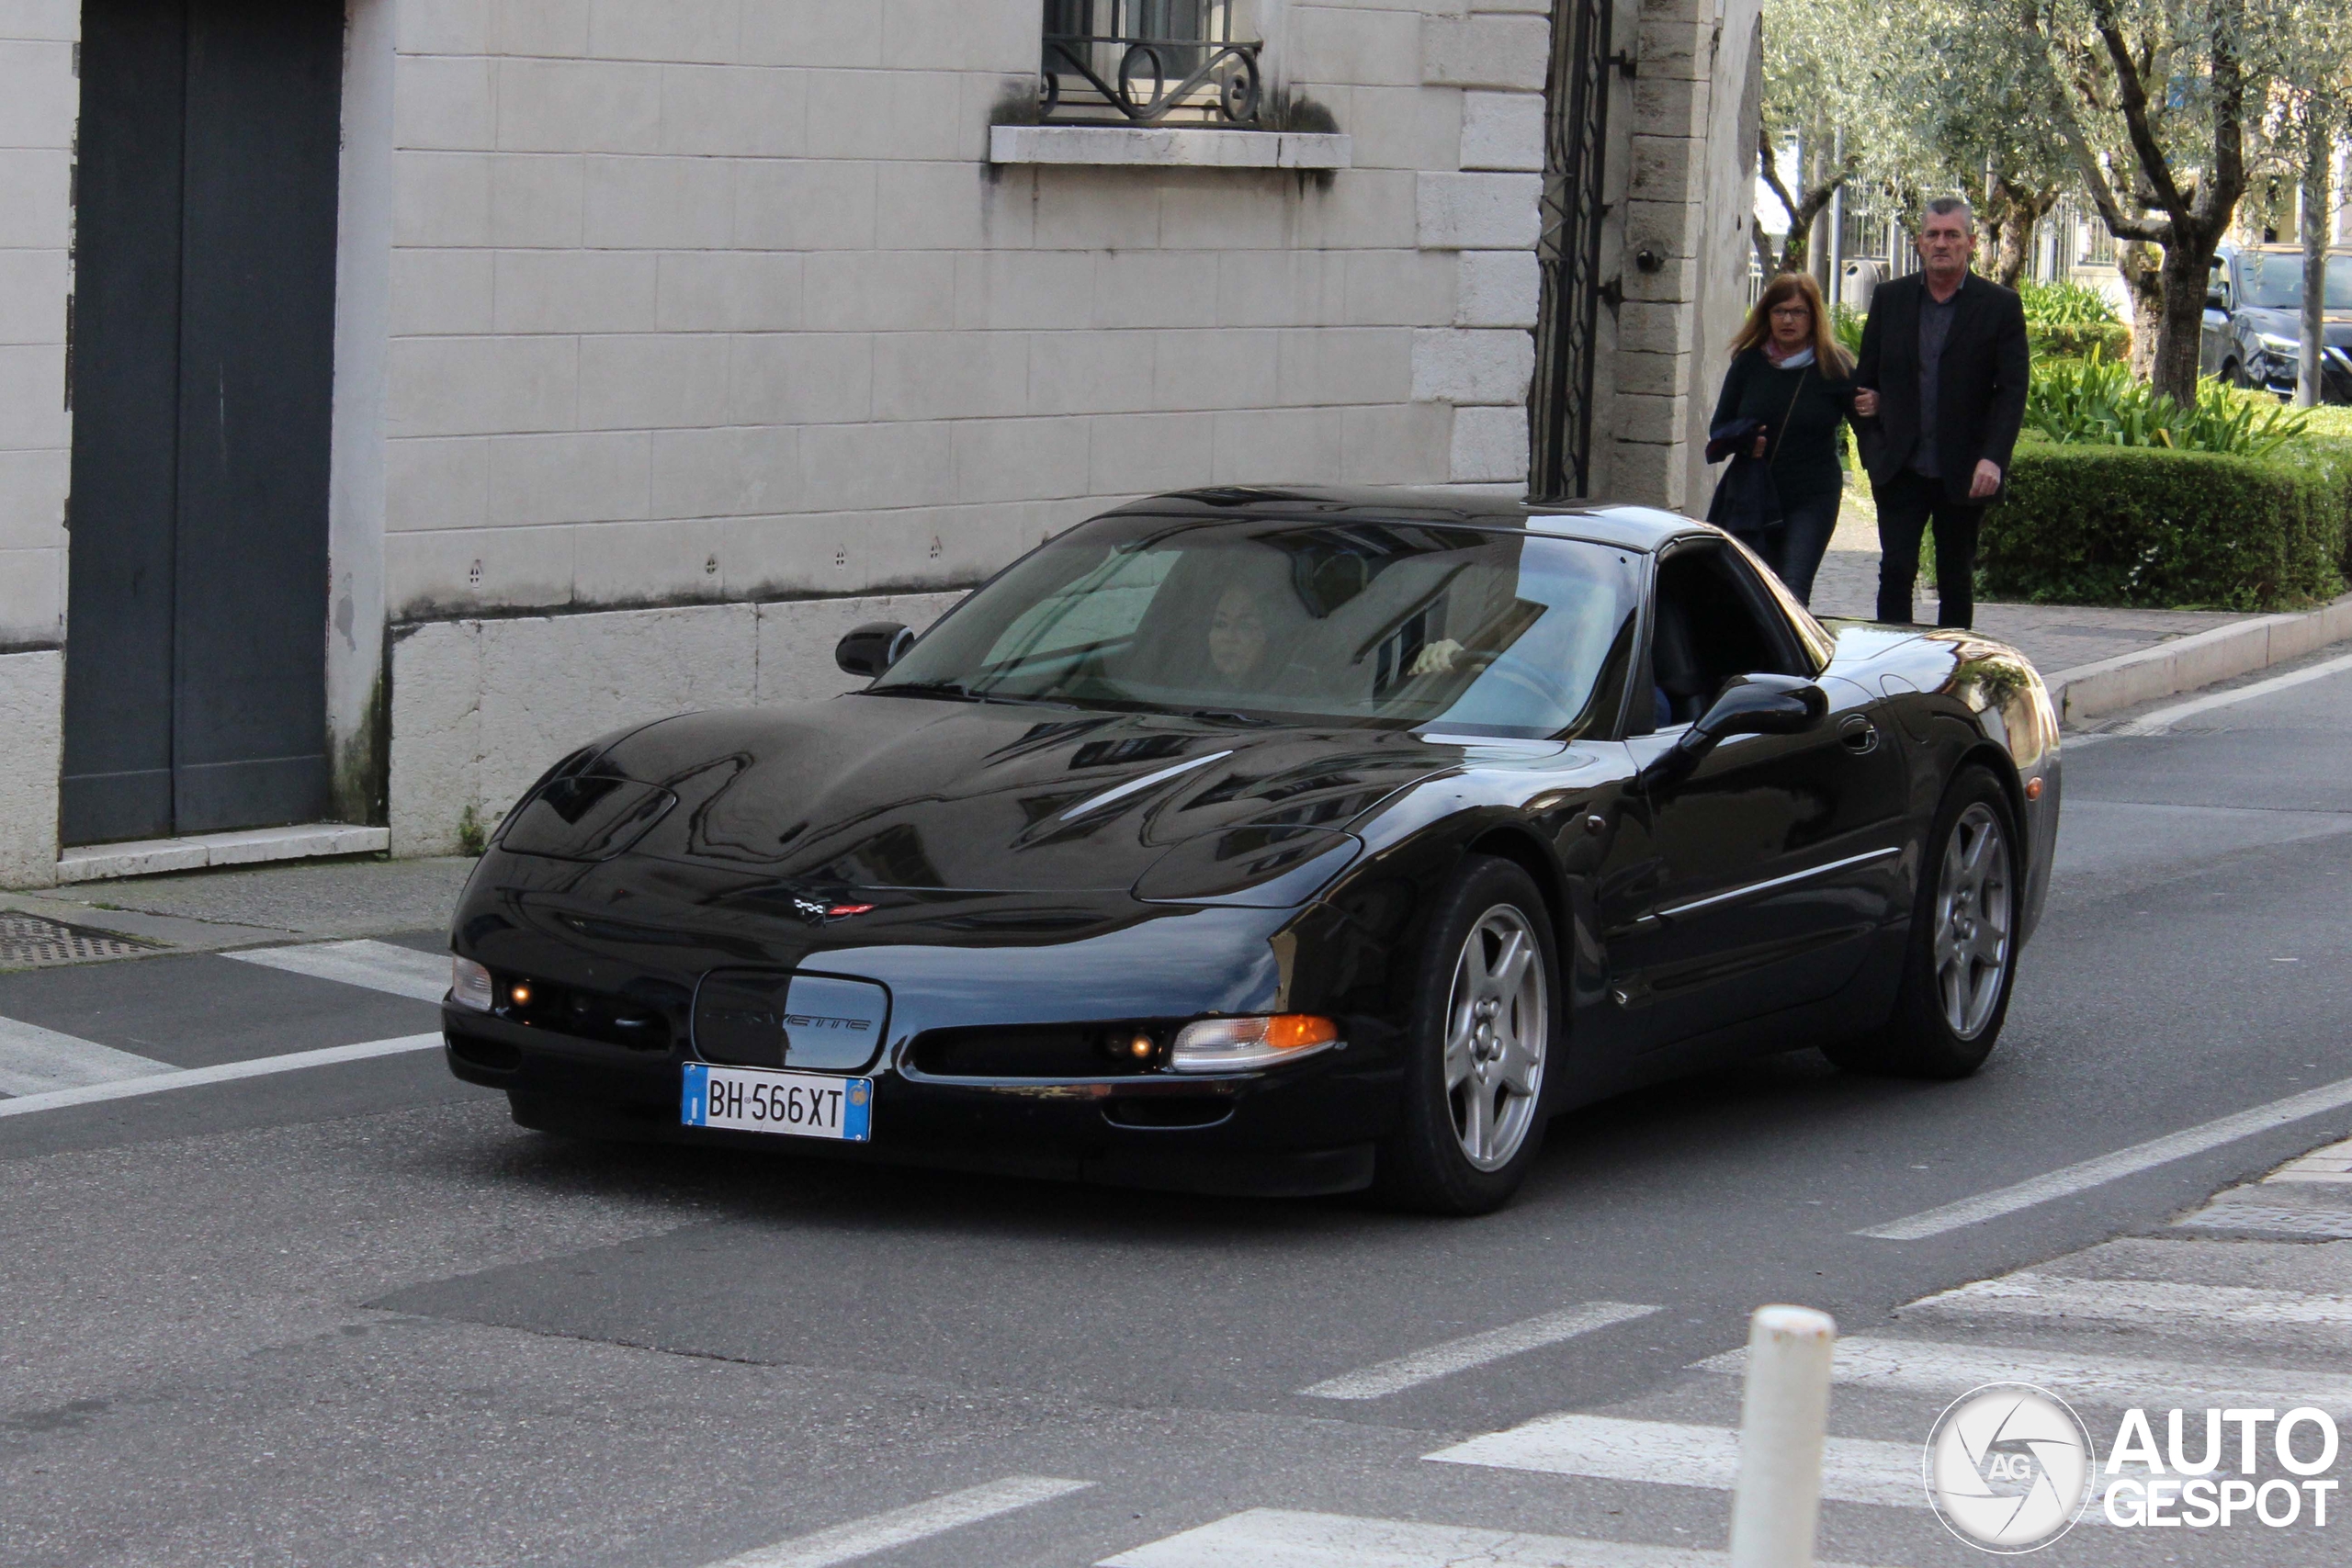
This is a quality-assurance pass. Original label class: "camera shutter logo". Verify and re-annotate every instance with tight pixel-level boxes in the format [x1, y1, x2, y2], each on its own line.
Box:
[1924, 1382, 2097, 1552]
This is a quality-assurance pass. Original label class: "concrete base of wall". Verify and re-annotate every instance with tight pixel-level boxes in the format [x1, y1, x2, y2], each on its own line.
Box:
[389, 590, 966, 857]
[0, 650, 62, 888]
[58, 825, 390, 884]
[2055, 593, 2352, 724]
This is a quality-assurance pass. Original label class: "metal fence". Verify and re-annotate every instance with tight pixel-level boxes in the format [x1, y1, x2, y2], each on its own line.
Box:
[1039, 1, 1261, 126]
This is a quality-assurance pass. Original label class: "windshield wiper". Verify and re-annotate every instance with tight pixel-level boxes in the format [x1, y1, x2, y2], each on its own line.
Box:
[1185, 707, 1277, 728]
[872, 680, 981, 702]
[871, 682, 1075, 711]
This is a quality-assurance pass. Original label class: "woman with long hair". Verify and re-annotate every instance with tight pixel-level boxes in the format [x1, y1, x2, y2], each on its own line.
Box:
[1706, 272, 1856, 605]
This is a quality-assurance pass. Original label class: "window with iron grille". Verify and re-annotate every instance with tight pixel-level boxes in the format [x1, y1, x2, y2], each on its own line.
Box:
[1040, 1, 1263, 126]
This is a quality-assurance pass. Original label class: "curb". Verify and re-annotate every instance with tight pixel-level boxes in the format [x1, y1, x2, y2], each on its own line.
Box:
[2051, 592, 2352, 725]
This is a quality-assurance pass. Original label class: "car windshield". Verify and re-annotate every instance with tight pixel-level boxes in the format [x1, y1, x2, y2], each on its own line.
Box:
[2236, 253, 2352, 310]
[874, 517, 1643, 739]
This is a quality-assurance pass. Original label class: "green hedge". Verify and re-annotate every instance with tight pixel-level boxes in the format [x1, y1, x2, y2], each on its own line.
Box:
[1982, 439, 2348, 611]
[2028, 321, 2131, 361]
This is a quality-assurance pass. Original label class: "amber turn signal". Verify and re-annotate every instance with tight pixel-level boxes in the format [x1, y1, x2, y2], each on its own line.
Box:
[2025, 777, 2043, 801]
[1263, 1014, 1340, 1050]
[1168, 1013, 1343, 1073]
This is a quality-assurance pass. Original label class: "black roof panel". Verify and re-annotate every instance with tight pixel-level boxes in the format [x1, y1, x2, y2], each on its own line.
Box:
[1094, 486, 1702, 554]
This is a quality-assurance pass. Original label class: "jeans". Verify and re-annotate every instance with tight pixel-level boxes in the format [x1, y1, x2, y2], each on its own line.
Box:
[1872, 468, 1983, 627]
[1727, 489, 1841, 608]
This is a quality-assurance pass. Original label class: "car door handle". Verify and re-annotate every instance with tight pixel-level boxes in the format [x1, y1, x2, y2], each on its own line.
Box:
[1839, 716, 1880, 755]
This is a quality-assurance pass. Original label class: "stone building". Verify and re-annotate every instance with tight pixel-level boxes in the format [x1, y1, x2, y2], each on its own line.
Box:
[0, 0, 1761, 887]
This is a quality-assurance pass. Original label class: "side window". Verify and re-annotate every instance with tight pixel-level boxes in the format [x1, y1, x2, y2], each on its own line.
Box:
[1644, 547, 1805, 728]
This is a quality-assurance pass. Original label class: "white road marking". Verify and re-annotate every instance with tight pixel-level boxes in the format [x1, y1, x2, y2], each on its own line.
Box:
[0, 1033, 443, 1120]
[1097, 1506, 1883, 1567]
[1694, 1334, 2352, 1417]
[224, 939, 450, 1003]
[1857, 1075, 2352, 1239]
[1423, 1413, 1924, 1512]
[704, 1476, 1092, 1568]
[1906, 1270, 2352, 1337]
[2175, 1203, 2352, 1238]
[1298, 1302, 1661, 1400]
[0, 1016, 170, 1096]
[2109, 649, 2352, 735]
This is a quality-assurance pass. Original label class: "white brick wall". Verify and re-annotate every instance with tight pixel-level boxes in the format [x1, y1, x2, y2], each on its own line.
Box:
[0, 8, 74, 654]
[379, 0, 1507, 623]
[0, 0, 1761, 874]
[0, 5, 74, 884]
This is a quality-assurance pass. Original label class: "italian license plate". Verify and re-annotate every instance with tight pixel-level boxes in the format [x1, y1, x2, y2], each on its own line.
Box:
[681, 1062, 873, 1142]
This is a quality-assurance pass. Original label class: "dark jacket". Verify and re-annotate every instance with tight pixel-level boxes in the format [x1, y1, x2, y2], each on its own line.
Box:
[1703, 417, 1780, 533]
[1708, 347, 1856, 502]
[1854, 272, 2031, 504]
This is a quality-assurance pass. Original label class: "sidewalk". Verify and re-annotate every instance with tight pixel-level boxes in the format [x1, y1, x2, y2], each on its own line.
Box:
[1, 856, 475, 972]
[1808, 505, 2261, 681]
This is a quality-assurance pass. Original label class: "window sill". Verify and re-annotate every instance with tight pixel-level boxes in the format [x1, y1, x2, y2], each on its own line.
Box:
[989, 124, 1352, 170]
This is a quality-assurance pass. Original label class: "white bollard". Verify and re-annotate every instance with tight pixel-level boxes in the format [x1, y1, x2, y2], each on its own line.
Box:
[1728, 1303, 1838, 1568]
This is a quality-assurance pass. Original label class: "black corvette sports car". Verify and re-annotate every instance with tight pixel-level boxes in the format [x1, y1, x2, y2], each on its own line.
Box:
[442, 488, 2060, 1213]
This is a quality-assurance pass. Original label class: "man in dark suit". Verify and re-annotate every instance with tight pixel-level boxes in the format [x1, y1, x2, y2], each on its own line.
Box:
[1852, 197, 2031, 628]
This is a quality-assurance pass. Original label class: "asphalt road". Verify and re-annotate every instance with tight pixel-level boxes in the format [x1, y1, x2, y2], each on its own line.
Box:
[5, 653, 2351, 1568]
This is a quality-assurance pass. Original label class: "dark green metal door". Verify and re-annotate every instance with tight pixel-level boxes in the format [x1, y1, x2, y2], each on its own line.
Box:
[62, 0, 343, 845]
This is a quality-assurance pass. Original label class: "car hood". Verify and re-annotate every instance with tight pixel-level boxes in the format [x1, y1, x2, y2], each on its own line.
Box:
[566, 695, 1499, 895]
[2238, 306, 2352, 346]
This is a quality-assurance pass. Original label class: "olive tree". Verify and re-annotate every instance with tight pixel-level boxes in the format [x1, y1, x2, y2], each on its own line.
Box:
[2016, 0, 2273, 401]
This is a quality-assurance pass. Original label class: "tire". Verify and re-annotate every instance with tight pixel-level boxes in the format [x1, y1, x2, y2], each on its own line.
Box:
[1826, 767, 2020, 1079]
[1374, 855, 1561, 1214]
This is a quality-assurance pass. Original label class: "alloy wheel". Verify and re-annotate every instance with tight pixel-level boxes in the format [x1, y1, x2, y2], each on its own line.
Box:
[1933, 802, 2012, 1040]
[1442, 905, 1548, 1170]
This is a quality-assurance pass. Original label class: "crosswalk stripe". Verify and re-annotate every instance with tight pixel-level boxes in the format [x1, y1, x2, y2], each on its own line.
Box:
[0, 1033, 443, 1120]
[1299, 1303, 1660, 1400]
[1855, 1075, 2352, 1239]
[2175, 1203, 2352, 1238]
[1423, 1414, 1925, 1511]
[702, 1476, 1092, 1568]
[1906, 1270, 2352, 1335]
[0, 1015, 170, 1096]
[223, 939, 449, 1003]
[1095, 1506, 1887, 1568]
[1693, 1334, 2352, 1416]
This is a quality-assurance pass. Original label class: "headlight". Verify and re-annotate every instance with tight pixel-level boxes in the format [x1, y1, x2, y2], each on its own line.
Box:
[450, 956, 493, 1011]
[1168, 1014, 1341, 1072]
[2256, 333, 2301, 357]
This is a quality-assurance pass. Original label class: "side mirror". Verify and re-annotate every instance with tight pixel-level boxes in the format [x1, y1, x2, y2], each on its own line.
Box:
[836, 621, 913, 678]
[2206, 289, 2228, 312]
[1641, 673, 1827, 791]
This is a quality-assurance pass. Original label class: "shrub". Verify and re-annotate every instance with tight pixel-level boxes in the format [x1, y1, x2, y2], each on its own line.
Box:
[2019, 276, 2120, 326]
[1831, 301, 1866, 361]
[2027, 351, 2311, 457]
[1983, 440, 2346, 611]
[2030, 321, 2132, 361]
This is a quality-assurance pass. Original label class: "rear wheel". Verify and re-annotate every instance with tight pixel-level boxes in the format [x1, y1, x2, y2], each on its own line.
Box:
[1826, 768, 2019, 1079]
[1375, 856, 1559, 1214]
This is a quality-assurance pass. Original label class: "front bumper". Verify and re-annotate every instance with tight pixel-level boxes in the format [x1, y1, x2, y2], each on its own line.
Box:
[444, 1007, 1390, 1196]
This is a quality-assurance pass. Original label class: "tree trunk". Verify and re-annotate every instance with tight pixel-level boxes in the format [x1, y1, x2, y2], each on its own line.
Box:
[2300, 114, 2330, 409]
[2120, 242, 2164, 378]
[2152, 240, 2218, 405]
[1994, 216, 2036, 289]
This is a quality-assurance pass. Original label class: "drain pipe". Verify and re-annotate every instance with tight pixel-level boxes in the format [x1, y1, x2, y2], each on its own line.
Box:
[1728, 1304, 1838, 1568]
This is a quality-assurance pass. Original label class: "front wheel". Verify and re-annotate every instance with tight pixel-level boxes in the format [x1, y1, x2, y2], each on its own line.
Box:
[1374, 856, 1559, 1214]
[1826, 768, 2019, 1078]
